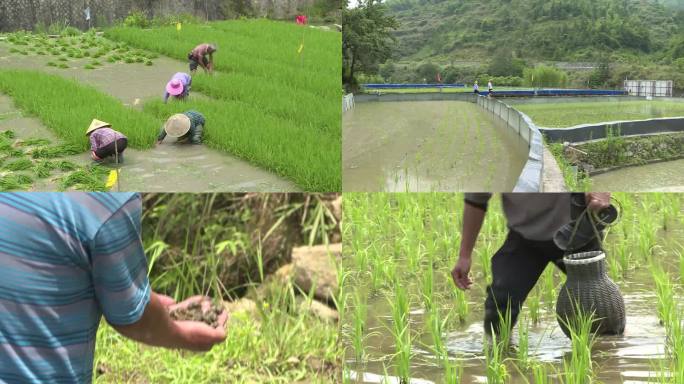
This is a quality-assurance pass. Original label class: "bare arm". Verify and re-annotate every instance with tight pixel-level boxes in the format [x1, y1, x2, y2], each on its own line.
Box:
[451, 202, 487, 290]
[112, 292, 225, 351]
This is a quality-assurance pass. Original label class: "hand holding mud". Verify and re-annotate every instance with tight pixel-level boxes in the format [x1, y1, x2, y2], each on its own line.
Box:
[167, 295, 228, 352]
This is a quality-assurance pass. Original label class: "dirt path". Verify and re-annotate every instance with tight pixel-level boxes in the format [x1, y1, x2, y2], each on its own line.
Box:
[0, 42, 299, 192]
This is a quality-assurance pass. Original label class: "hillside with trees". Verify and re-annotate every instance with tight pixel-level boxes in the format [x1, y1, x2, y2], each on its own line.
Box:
[353, 0, 684, 90]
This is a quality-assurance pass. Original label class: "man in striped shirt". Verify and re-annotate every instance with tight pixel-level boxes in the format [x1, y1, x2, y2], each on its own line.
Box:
[0, 193, 225, 383]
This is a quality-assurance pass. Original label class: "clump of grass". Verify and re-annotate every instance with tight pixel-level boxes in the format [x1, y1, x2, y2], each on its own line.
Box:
[30, 144, 82, 158]
[90, 60, 101, 66]
[123, 56, 135, 63]
[46, 61, 57, 67]
[57, 55, 68, 61]
[57, 63, 69, 69]
[0, 70, 158, 150]
[84, 64, 95, 70]
[558, 301, 597, 384]
[5, 158, 33, 171]
[59, 165, 109, 191]
[144, 59, 153, 66]
[0, 173, 33, 191]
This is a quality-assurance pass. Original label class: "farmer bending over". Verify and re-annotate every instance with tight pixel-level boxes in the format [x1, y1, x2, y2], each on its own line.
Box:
[164, 72, 192, 103]
[0, 193, 226, 383]
[86, 119, 127, 163]
[451, 193, 610, 338]
[157, 110, 205, 145]
[188, 43, 216, 74]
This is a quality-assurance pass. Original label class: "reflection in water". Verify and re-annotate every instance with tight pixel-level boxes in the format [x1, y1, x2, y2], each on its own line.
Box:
[591, 159, 684, 192]
[343, 101, 528, 192]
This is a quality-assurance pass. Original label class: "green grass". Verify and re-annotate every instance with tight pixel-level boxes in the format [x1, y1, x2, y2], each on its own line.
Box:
[0, 70, 158, 150]
[143, 99, 339, 191]
[516, 100, 684, 128]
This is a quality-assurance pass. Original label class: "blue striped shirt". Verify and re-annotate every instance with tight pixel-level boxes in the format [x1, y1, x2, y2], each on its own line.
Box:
[0, 193, 151, 384]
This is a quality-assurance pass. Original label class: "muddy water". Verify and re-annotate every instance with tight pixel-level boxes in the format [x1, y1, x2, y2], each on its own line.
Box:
[347, 227, 683, 384]
[590, 159, 684, 192]
[342, 101, 528, 192]
[0, 43, 299, 191]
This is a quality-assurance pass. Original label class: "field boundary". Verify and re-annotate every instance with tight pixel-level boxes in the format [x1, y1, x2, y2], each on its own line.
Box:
[539, 117, 684, 143]
[588, 154, 684, 176]
[477, 96, 546, 192]
[354, 92, 476, 102]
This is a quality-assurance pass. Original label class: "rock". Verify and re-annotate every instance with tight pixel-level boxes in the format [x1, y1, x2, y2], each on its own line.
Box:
[299, 299, 339, 323]
[330, 195, 342, 222]
[287, 356, 301, 365]
[292, 243, 341, 303]
[224, 298, 258, 325]
[274, 263, 294, 281]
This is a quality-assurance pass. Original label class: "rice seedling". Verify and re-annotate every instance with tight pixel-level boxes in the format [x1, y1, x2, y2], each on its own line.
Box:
[0, 173, 33, 191]
[144, 59, 153, 66]
[90, 60, 101, 66]
[84, 64, 95, 70]
[526, 288, 541, 324]
[59, 165, 109, 191]
[57, 63, 69, 69]
[351, 289, 367, 362]
[123, 56, 136, 63]
[388, 282, 411, 383]
[558, 301, 597, 384]
[452, 282, 469, 323]
[0, 70, 158, 150]
[46, 61, 57, 67]
[530, 362, 552, 384]
[516, 314, 531, 371]
[5, 158, 32, 171]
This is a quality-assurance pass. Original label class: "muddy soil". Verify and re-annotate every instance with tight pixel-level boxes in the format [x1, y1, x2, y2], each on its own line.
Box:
[342, 101, 528, 192]
[0, 44, 299, 191]
[590, 159, 684, 192]
[169, 301, 224, 328]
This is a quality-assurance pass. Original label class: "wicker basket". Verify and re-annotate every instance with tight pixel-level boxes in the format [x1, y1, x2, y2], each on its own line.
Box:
[556, 251, 626, 338]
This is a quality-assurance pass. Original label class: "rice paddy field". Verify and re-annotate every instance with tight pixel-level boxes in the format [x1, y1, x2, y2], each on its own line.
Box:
[341, 193, 684, 383]
[342, 101, 528, 192]
[0, 19, 340, 191]
[513, 100, 684, 128]
[95, 193, 342, 383]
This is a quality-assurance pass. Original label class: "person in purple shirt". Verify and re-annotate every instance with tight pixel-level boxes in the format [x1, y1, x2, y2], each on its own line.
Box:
[86, 119, 128, 163]
[164, 72, 192, 104]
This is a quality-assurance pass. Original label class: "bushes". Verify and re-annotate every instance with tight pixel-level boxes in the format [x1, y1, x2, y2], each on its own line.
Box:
[0, 70, 158, 150]
[523, 65, 569, 88]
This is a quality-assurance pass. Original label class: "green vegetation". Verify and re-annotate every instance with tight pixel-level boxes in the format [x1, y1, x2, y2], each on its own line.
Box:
[517, 101, 684, 127]
[378, 0, 684, 88]
[94, 194, 341, 383]
[0, 70, 158, 150]
[343, 193, 684, 382]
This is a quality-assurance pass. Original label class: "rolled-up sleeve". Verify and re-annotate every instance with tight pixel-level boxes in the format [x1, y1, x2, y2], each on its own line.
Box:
[90, 194, 151, 325]
[464, 193, 493, 211]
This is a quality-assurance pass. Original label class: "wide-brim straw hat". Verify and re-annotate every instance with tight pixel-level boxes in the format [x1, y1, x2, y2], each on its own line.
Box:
[85, 119, 111, 136]
[164, 114, 191, 137]
[166, 79, 184, 96]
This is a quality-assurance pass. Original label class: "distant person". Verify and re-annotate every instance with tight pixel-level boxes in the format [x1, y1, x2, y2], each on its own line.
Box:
[164, 72, 192, 104]
[188, 43, 216, 74]
[473, 80, 480, 94]
[488, 79, 494, 97]
[0, 193, 226, 383]
[157, 110, 205, 145]
[86, 119, 127, 163]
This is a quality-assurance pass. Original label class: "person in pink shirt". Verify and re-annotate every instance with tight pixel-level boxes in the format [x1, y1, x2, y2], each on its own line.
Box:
[188, 43, 216, 74]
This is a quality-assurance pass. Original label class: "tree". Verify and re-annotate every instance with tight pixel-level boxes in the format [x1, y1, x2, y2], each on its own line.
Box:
[588, 57, 611, 88]
[415, 62, 440, 83]
[488, 50, 525, 77]
[443, 65, 459, 84]
[379, 60, 397, 82]
[342, 0, 398, 92]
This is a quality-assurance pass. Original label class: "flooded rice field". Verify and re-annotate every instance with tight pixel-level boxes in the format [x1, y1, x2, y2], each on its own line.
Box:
[590, 159, 684, 192]
[342, 101, 528, 192]
[0, 94, 297, 191]
[342, 193, 684, 384]
[0, 42, 298, 191]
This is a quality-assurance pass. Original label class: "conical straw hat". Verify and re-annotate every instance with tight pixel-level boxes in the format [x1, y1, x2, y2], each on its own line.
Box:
[85, 119, 111, 136]
[164, 114, 191, 137]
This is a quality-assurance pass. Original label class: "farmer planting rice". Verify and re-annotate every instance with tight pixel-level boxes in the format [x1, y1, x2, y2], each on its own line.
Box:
[451, 192, 611, 338]
[188, 43, 216, 74]
[164, 72, 192, 103]
[86, 119, 128, 163]
[157, 110, 205, 145]
[0, 193, 226, 383]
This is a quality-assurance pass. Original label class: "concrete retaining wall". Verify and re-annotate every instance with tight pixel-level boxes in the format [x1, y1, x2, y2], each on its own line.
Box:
[477, 96, 545, 192]
[540, 117, 684, 143]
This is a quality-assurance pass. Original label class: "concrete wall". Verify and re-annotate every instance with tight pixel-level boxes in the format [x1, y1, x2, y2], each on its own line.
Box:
[477, 96, 545, 192]
[540, 117, 684, 143]
[355, 92, 476, 103]
[0, 0, 317, 31]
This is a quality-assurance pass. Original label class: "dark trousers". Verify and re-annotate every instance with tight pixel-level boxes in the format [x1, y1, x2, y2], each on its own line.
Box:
[484, 230, 601, 335]
[94, 138, 127, 159]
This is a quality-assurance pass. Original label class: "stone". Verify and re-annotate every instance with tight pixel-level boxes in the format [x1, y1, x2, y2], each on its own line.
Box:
[298, 298, 339, 323]
[291, 243, 341, 303]
[223, 298, 258, 325]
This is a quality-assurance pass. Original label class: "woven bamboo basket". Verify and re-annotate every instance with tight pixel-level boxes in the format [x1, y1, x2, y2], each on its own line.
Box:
[556, 251, 626, 338]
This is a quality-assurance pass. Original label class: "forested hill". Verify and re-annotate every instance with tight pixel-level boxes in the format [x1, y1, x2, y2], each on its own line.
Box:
[384, 0, 684, 63]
